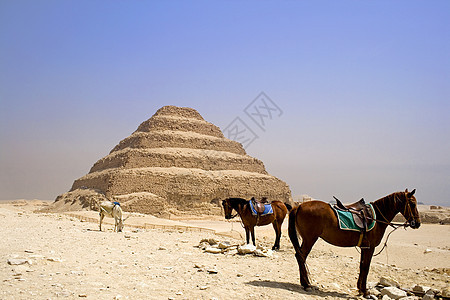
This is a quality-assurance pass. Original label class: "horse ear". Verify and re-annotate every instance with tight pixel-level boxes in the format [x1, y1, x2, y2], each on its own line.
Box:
[405, 188, 409, 193]
[407, 189, 416, 198]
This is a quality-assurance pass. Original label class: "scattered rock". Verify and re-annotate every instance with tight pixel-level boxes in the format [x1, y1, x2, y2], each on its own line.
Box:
[218, 241, 232, 249]
[7, 258, 30, 266]
[207, 267, 218, 274]
[422, 289, 435, 300]
[194, 263, 205, 269]
[199, 285, 208, 290]
[379, 276, 400, 287]
[442, 286, 450, 297]
[237, 244, 256, 255]
[197, 241, 210, 250]
[204, 246, 222, 254]
[424, 248, 432, 254]
[412, 284, 431, 294]
[380, 286, 407, 299]
[47, 257, 63, 262]
[158, 246, 167, 251]
[254, 248, 273, 258]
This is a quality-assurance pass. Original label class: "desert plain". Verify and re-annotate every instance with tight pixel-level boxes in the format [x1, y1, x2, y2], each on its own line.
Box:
[1, 200, 449, 300]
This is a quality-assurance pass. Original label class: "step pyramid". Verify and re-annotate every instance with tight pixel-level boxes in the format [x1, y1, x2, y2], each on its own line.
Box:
[55, 105, 292, 215]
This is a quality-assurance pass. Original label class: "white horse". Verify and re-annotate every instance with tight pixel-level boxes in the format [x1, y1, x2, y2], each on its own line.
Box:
[99, 201, 124, 232]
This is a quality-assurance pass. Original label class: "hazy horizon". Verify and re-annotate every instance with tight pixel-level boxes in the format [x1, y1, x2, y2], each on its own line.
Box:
[1, 1, 449, 206]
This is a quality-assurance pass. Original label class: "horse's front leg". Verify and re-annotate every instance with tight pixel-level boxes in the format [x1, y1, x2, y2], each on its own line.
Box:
[99, 212, 104, 231]
[245, 227, 250, 245]
[358, 247, 375, 297]
[250, 226, 256, 246]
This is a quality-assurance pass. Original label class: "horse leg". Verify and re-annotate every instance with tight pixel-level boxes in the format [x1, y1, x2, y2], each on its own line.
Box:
[272, 220, 281, 250]
[297, 237, 317, 289]
[357, 247, 375, 297]
[245, 227, 250, 245]
[99, 212, 104, 231]
[250, 226, 256, 246]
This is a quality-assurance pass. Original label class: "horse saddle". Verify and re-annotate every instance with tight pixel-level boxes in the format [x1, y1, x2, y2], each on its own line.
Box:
[250, 197, 273, 216]
[333, 197, 374, 232]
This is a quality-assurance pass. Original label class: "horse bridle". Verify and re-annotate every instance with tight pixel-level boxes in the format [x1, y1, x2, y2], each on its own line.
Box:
[223, 201, 239, 219]
[373, 193, 416, 229]
[368, 193, 417, 257]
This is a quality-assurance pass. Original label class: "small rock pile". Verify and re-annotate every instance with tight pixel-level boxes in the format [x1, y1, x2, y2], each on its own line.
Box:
[197, 238, 274, 258]
[369, 276, 449, 299]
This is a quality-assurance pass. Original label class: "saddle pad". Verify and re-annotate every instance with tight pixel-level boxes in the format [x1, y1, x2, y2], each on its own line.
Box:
[113, 202, 121, 206]
[249, 201, 273, 216]
[331, 204, 376, 232]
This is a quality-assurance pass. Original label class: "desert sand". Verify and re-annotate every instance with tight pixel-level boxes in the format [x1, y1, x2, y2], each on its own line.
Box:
[1, 200, 449, 300]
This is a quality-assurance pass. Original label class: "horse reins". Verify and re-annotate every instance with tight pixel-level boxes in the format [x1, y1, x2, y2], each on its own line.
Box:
[368, 194, 413, 256]
[224, 202, 244, 228]
[372, 194, 413, 229]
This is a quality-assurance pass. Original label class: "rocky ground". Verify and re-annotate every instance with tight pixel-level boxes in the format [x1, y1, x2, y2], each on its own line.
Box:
[1, 201, 449, 300]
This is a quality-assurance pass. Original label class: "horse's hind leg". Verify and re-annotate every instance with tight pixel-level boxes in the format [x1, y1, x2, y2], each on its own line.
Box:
[272, 220, 281, 250]
[297, 237, 317, 289]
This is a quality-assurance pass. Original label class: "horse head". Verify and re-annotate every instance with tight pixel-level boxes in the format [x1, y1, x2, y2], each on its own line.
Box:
[400, 189, 421, 229]
[222, 199, 233, 219]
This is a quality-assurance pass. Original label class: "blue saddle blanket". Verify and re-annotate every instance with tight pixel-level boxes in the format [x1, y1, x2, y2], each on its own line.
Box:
[113, 202, 121, 206]
[249, 201, 273, 216]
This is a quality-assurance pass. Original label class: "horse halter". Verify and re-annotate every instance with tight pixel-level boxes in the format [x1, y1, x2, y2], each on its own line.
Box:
[396, 193, 418, 228]
[222, 200, 239, 219]
[403, 194, 419, 228]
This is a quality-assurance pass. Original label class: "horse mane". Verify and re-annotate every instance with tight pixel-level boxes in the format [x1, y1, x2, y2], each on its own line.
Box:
[227, 198, 248, 209]
[372, 191, 406, 220]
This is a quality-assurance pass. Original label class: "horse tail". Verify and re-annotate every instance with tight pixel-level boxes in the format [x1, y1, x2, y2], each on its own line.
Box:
[284, 202, 293, 212]
[288, 205, 301, 253]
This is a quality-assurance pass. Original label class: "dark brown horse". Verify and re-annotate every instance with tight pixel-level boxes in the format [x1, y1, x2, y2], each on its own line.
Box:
[288, 189, 421, 297]
[222, 198, 291, 250]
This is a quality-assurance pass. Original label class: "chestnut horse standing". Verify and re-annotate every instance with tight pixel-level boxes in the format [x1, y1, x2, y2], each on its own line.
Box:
[222, 198, 291, 250]
[288, 189, 421, 297]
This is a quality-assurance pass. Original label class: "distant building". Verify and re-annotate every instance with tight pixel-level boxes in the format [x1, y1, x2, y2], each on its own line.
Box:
[293, 194, 316, 203]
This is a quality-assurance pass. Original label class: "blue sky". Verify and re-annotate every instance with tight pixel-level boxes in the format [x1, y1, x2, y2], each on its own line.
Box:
[1, 1, 449, 205]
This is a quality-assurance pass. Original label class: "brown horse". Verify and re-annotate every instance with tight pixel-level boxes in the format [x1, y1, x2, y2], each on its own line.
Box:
[288, 189, 421, 297]
[222, 198, 292, 250]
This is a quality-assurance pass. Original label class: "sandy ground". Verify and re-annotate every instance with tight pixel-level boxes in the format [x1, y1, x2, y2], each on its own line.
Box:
[1, 201, 449, 300]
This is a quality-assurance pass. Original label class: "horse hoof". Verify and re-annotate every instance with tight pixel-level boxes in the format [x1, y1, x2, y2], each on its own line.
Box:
[358, 292, 375, 299]
[304, 286, 317, 292]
